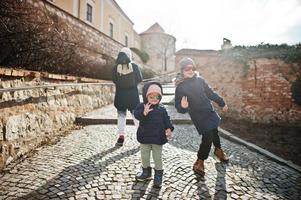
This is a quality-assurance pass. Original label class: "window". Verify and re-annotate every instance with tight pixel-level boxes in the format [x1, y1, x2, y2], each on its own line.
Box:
[109, 22, 114, 38]
[125, 35, 128, 47]
[86, 3, 93, 23]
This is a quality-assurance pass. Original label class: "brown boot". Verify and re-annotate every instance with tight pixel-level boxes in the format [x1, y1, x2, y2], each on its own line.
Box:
[193, 159, 205, 176]
[214, 148, 229, 162]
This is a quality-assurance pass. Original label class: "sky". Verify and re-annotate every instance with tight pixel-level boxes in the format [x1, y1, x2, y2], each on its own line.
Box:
[115, 0, 301, 51]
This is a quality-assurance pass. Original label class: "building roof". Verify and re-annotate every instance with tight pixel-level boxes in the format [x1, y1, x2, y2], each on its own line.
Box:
[140, 23, 165, 34]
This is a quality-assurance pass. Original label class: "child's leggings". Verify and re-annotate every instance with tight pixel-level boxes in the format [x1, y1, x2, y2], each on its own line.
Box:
[140, 144, 163, 170]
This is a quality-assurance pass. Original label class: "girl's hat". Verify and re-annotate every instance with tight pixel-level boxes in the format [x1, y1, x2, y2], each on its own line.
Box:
[146, 84, 162, 97]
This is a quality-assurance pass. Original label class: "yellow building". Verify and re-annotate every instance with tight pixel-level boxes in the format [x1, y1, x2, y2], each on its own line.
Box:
[48, 0, 141, 49]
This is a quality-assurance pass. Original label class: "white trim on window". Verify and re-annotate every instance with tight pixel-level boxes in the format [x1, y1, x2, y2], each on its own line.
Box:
[85, 0, 95, 24]
[109, 18, 115, 38]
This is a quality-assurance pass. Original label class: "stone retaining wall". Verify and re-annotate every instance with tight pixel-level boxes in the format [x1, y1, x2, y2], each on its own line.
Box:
[0, 74, 114, 170]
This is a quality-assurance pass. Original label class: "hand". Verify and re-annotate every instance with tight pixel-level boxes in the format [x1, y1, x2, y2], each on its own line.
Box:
[165, 128, 172, 139]
[222, 104, 228, 112]
[143, 102, 153, 116]
[181, 96, 189, 109]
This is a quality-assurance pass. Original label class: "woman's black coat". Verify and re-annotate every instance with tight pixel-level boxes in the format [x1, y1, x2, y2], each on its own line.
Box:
[112, 52, 143, 111]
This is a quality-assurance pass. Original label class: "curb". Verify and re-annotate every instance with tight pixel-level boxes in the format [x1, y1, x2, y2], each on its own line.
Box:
[218, 127, 301, 173]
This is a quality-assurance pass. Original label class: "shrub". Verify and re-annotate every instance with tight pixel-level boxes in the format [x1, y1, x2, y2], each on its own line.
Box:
[220, 43, 301, 77]
[130, 48, 150, 63]
[141, 67, 157, 79]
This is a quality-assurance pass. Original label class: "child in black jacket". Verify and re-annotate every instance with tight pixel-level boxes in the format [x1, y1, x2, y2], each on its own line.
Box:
[175, 57, 229, 176]
[134, 82, 174, 188]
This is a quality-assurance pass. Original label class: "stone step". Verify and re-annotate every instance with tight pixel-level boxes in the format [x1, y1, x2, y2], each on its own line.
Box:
[76, 84, 179, 125]
[75, 117, 192, 125]
[76, 103, 191, 125]
[79, 104, 188, 119]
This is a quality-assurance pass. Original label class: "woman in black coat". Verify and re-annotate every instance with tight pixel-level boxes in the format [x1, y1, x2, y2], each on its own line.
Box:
[175, 57, 229, 176]
[112, 47, 143, 146]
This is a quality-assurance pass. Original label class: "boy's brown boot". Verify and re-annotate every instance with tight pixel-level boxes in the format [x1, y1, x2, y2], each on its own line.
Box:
[214, 148, 229, 162]
[193, 159, 205, 176]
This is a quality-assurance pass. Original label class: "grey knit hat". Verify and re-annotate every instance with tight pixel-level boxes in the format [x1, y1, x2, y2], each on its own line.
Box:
[179, 57, 196, 71]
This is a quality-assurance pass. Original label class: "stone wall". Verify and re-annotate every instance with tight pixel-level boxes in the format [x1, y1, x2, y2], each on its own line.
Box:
[0, 71, 115, 170]
[176, 54, 301, 124]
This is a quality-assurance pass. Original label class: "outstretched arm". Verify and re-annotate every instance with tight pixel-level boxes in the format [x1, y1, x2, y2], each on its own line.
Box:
[203, 79, 226, 108]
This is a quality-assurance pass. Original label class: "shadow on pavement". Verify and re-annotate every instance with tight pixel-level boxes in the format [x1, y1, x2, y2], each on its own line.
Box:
[130, 180, 152, 199]
[20, 146, 139, 199]
[145, 185, 161, 199]
[213, 162, 227, 199]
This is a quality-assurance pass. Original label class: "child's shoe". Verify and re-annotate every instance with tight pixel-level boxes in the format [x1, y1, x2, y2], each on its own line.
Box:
[214, 148, 229, 162]
[193, 159, 205, 176]
[115, 135, 124, 146]
[135, 167, 152, 181]
[153, 169, 163, 188]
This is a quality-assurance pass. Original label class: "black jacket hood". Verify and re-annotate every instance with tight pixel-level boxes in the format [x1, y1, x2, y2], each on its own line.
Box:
[116, 52, 131, 64]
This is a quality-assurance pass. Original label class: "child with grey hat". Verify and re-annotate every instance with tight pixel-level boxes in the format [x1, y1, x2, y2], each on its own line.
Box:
[175, 57, 229, 176]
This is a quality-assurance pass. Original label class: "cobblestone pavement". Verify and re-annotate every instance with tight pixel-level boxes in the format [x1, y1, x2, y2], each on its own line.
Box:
[0, 124, 300, 200]
[1, 85, 301, 199]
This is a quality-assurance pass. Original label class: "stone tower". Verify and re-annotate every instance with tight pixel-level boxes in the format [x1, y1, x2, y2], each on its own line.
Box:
[140, 23, 176, 73]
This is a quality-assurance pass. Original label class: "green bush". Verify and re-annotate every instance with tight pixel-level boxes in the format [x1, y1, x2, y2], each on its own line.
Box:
[130, 47, 150, 63]
[220, 43, 301, 64]
[291, 77, 301, 106]
[141, 67, 157, 79]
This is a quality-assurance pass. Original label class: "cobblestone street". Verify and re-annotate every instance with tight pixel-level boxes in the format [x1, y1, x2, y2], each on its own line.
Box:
[0, 123, 301, 199]
[0, 85, 301, 199]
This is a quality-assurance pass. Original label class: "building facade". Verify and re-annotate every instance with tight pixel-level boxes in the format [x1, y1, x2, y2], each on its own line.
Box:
[48, 0, 141, 49]
[47, 0, 176, 72]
